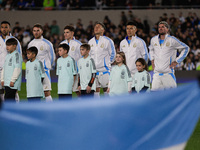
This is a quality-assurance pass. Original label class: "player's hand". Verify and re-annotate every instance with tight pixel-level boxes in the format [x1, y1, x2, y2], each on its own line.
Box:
[10, 82, 14, 87]
[151, 60, 155, 70]
[170, 61, 178, 68]
[107, 88, 110, 93]
[86, 86, 91, 93]
[78, 86, 81, 93]
[1, 81, 4, 87]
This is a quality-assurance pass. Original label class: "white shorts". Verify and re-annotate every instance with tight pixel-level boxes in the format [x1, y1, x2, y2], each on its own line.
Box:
[96, 72, 109, 88]
[43, 70, 52, 91]
[151, 73, 177, 91]
[72, 75, 78, 92]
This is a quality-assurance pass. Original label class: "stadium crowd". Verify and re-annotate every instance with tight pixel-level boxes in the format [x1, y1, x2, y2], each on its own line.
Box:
[1, 0, 200, 10]
[3, 10, 199, 71]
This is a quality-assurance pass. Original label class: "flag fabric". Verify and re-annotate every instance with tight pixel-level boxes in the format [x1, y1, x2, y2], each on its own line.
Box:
[0, 82, 200, 150]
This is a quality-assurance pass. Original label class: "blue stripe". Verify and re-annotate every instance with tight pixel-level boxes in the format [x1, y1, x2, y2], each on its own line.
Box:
[103, 36, 115, 62]
[137, 37, 148, 62]
[96, 71, 110, 76]
[170, 36, 189, 63]
[104, 57, 109, 71]
[42, 39, 54, 66]
[44, 60, 51, 82]
[169, 73, 176, 82]
[74, 39, 82, 45]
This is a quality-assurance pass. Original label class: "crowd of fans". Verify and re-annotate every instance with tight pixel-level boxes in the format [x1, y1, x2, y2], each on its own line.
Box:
[1, 0, 200, 11]
[2, 10, 200, 71]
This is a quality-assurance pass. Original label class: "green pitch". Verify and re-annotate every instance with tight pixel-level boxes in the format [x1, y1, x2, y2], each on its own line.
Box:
[18, 82, 200, 149]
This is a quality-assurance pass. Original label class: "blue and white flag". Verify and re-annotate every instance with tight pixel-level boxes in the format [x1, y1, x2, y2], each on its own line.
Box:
[0, 82, 200, 150]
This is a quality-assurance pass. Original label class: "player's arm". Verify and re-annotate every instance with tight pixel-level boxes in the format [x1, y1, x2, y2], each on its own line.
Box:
[141, 72, 151, 92]
[77, 74, 81, 92]
[48, 42, 56, 67]
[1, 68, 4, 87]
[39, 61, 45, 83]
[140, 39, 148, 62]
[108, 39, 116, 63]
[148, 39, 155, 70]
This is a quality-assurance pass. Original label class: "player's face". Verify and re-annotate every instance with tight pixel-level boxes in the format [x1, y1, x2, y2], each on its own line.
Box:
[80, 47, 88, 57]
[115, 54, 124, 64]
[58, 47, 67, 57]
[126, 25, 137, 37]
[0, 23, 10, 36]
[6, 45, 16, 53]
[64, 29, 74, 40]
[158, 24, 169, 35]
[32, 27, 43, 39]
[26, 51, 35, 60]
[94, 24, 104, 35]
[136, 61, 145, 72]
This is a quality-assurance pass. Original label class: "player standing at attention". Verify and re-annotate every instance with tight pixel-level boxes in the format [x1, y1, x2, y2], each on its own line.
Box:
[26, 47, 45, 101]
[28, 24, 55, 101]
[78, 44, 96, 97]
[60, 25, 81, 96]
[149, 21, 189, 91]
[132, 58, 151, 93]
[107, 52, 132, 96]
[120, 21, 148, 78]
[56, 44, 77, 100]
[88, 22, 116, 97]
[1, 38, 22, 101]
[0, 21, 22, 101]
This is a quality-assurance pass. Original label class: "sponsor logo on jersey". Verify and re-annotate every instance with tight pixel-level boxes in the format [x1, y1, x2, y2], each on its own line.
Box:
[40, 46, 44, 51]
[8, 58, 12, 66]
[34, 65, 37, 70]
[86, 61, 89, 67]
[121, 69, 125, 79]
[71, 46, 75, 51]
[67, 62, 70, 67]
[166, 42, 170, 47]
[100, 43, 104, 48]
[133, 43, 137, 48]
[142, 77, 145, 81]
[59, 66, 62, 70]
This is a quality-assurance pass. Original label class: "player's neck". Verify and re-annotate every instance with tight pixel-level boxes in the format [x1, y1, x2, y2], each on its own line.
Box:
[67, 38, 73, 43]
[95, 34, 102, 40]
[30, 57, 36, 62]
[83, 54, 89, 59]
[159, 34, 166, 40]
[128, 36, 133, 40]
[62, 54, 68, 58]
[1, 34, 9, 39]
[117, 62, 123, 67]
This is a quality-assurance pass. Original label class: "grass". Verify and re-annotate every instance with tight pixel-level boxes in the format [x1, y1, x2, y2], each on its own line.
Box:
[18, 82, 200, 149]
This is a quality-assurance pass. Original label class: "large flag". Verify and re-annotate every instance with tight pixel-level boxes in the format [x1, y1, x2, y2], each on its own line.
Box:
[0, 82, 200, 150]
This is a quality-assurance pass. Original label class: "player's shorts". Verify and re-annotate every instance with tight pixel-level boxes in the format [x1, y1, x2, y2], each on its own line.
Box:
[96, 71, 110, 88]
[43, 70, 52, 91]
[72, 75, 78, 92]
[151, 73, 177, 91]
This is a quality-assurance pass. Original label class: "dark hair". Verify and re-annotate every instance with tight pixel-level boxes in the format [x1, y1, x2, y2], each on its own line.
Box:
[158, 21, 170, 29]
[33, 23, 43, 31]
[116, 51, 126, 65]
[64, 25, 75, 32]
[6, 38, 17, 46]
[27, 46, 38, 56]
[58, 44, 70, 53]
[135, 58, 148, 71]
[1, 21, 10, 26]
[126, 21, 138, 27]
[80, 43, 90, 51]
[94, 21, 106, 30]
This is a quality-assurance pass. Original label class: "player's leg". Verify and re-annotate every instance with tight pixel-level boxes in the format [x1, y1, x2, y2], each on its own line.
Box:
[151, 74, 163, 91]
[99, 73, 110, 96]
[43, 71, 53, 101]
[4, 86, 17, 101]
[162, 73, 177, 89]
[0, 72, 4, 101]
[15, 92, 20, 102]
[95, 75, 101, 98]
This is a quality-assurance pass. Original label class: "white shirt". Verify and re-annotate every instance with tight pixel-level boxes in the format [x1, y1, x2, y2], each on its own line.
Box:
[88, 36, 116, 72]
[60, 37, 82, 63]
[149, 34, 189, 74]
[120, 35, 148, 75]
[28, 36, 55, 70]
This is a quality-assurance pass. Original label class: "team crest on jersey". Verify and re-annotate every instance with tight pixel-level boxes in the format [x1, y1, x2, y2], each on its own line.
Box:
[27, 69, 29, 74]
[135, 80, 137, 84]
[80, 65, 82, 69]
[40, 46, 44, 51]
[86, 61, 89, 67]
[67, 62, 70, 67]
[122, 45, 125, 48]
[142, 77, 145, 81]
[133, 43, 137, 48]
[121, 69, 125, 79]
[154, 43, 158, 46]
[8, 58, 12, 66]
[71, 46, 75, 51]
[91, 44, 93, 47]
[100, 43, 104, 48]
[34, 65, 37, 70]
[59, 66, 62, 70]
[166, 42, 170, 47]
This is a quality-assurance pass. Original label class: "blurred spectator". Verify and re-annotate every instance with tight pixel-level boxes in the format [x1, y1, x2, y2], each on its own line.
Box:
[43, 0, 55, 10]
[12, 22, 21, 33]
[17, 0, 26, 10]
[183, 57, 195, 70]
[50, 20, 60, 36]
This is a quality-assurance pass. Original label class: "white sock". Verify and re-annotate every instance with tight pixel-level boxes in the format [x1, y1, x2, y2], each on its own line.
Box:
[15, 93, 20, 102]
[94, 92, 100, 98]
[46, 95, 53, 101]
[0, 94, 4, 101]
